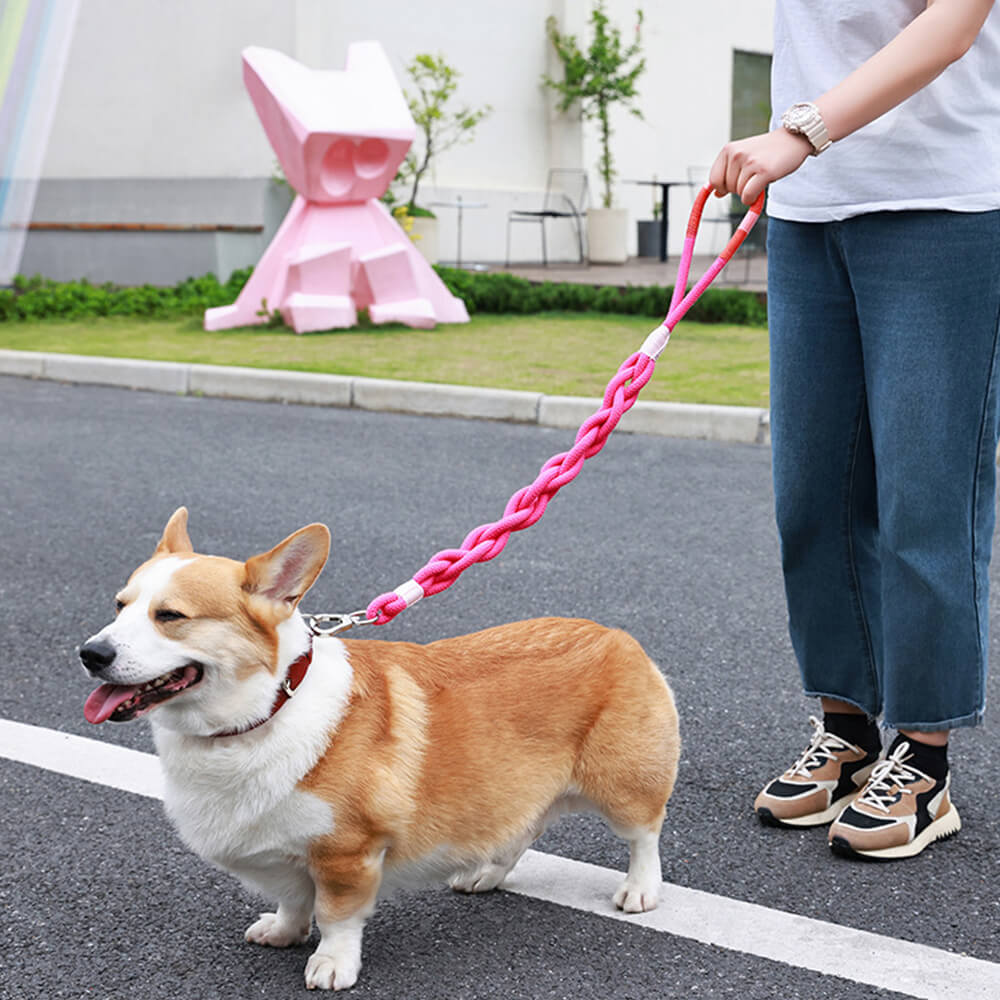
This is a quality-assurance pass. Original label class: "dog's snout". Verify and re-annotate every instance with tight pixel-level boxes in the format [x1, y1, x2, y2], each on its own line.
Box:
[80, 638, 117, 676]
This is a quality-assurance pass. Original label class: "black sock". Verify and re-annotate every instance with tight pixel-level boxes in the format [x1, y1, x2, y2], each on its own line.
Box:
[889, 732, 949, 782]
[823, 711, 881, 755]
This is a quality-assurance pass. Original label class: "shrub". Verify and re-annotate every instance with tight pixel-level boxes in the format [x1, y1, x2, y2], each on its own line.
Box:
[0, 266, 766, 326]
[0, 272, 243, 321]
[434, 267, 767, 325]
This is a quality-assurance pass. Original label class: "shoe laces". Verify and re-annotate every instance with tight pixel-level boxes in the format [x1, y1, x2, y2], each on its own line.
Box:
[855, 742, 926, 814]
[786, 715, 857, 779]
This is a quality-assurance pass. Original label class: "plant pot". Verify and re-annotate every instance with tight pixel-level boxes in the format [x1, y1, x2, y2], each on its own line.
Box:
[636, 219, 662, 258]
[410, 216, 440, 264]
[587, 208, 628, 265]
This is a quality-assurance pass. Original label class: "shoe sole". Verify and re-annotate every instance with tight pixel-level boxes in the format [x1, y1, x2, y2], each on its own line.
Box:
[755, 761, 878, 829]
[756, 788, 867, 829]
[829, 804, 962, 861]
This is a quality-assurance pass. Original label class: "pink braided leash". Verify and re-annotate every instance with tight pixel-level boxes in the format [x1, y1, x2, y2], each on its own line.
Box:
[366, 185, 766, 626]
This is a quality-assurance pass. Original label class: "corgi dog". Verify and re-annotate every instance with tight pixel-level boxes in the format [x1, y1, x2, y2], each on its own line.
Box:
[80, 508, 680, 992]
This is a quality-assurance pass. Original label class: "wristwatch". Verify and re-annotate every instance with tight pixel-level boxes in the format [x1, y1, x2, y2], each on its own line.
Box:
[781, 102, 832, 155]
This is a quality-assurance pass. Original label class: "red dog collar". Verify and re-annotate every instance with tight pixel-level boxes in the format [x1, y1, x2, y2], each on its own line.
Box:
[211, 646, 312, 738]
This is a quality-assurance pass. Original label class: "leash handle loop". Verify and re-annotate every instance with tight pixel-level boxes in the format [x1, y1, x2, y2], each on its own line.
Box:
[366, 185, 765, 626]
[640, 186, 765, 360]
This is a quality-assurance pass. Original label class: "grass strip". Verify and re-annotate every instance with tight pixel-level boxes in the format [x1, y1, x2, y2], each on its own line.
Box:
[0, 312, 768, 407]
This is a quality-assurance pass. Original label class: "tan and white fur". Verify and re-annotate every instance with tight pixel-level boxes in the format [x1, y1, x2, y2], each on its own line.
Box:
[80, 507, 680, 991]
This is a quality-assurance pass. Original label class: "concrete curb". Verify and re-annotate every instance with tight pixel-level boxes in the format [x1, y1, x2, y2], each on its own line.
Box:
[0, 349, 771, 445]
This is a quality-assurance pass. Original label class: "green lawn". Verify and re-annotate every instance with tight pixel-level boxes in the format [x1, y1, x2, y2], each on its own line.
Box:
[0, 312, 770, 407]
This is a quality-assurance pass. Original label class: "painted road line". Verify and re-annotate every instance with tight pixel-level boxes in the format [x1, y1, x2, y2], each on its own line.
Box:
[3, 717, 998, 1000]
[505, 852, 999, 1000]
[0, 718, 164, 799]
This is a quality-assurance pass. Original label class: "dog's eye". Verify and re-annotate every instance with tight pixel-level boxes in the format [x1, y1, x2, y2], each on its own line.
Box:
[155, 609, 188, 623]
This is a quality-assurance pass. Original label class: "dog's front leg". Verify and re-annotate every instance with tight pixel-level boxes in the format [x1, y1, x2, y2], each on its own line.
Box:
[303, 845, 383, 991]
[230, 860, 316, 948]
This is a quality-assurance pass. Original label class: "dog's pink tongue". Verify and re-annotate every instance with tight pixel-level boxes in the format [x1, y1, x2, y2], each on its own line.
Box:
[84, 683, 138, 724]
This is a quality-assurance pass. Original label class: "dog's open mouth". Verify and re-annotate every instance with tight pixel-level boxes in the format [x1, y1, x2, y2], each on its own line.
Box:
[84, 664, 204, 724]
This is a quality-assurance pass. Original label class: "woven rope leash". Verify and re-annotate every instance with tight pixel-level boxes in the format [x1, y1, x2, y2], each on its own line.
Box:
[366, 185, 766, 626]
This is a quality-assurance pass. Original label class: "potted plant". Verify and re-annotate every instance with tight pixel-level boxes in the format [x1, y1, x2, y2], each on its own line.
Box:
[390, 53, 491, 264]
[543, 2, 645, 264]
[636, 191, 661, 257]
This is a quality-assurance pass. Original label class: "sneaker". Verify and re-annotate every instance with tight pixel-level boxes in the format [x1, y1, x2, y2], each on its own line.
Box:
[828, 741, 961, 860]
[755, 716, 880, 827]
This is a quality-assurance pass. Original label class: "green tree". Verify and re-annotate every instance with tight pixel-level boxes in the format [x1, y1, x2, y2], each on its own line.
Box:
[543, 3, 645, 209]
[396, 54, 492, 213]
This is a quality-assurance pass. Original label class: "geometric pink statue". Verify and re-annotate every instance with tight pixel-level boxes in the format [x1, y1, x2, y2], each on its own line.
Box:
[205, 44, 469, 333]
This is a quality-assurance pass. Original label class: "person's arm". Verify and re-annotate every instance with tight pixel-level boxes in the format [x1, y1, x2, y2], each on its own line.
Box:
[709, 0, 996, 205]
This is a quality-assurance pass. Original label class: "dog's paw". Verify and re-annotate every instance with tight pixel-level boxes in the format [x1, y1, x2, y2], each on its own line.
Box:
[448, 863, 508, 895]
[245, 911, 311, 948]
[613, 881, 660, 914]
[304, 951, 362, 991]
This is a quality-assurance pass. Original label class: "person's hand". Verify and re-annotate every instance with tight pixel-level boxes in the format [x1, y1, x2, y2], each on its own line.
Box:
[709, 129, 813, 206]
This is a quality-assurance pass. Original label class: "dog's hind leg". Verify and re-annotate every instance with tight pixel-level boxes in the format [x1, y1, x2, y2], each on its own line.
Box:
[607, 815, 665, 913]
[448, 829, 536, 895]
[569, 662, 677, 914]
[448, 799, 572, 895]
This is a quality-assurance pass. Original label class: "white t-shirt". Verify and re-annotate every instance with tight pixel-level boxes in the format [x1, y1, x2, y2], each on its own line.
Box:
[767, 0, 1000, 222]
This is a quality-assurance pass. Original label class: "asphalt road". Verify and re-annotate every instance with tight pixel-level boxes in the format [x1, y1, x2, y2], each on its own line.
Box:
[1, 374, 998, 999]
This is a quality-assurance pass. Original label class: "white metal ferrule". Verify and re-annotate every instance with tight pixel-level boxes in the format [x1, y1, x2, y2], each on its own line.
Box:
[639, 325, 671, 361]
[396, 578, 425, 608]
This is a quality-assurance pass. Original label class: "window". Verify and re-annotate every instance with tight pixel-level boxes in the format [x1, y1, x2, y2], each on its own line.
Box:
[731, 50, 773, 140]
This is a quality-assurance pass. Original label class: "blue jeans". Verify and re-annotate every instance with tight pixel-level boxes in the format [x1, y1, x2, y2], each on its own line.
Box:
[767, 210, 1000, 731]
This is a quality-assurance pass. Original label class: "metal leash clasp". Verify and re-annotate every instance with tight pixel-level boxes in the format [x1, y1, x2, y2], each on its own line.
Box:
[305, 610, 378, 638]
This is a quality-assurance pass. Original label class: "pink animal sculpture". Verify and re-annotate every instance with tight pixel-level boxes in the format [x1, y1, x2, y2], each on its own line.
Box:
[205, 44, 469, 333]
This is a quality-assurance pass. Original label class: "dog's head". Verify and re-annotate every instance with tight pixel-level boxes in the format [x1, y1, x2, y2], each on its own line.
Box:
[80, 507, 330, 736]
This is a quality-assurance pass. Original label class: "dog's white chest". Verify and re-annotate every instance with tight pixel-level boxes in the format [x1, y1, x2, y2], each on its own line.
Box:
[160, 759, 333, 866]
[152, 637, 351, 869]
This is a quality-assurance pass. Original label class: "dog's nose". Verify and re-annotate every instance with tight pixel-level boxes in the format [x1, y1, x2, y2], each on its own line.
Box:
[80, 638, 117, 676]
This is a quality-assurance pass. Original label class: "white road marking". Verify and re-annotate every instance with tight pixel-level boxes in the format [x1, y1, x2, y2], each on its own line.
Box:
[505, 853, 1000, 1000]
[0, 718, 164, 799]
[3, 717, 998, 999]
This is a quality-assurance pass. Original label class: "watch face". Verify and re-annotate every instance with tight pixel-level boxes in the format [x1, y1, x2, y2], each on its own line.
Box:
[785, 104, 814, 128]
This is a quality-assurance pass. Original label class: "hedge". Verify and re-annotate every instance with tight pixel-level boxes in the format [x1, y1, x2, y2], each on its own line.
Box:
[0, 266, 767, 326]
[0, 270, 253, 321]
[436, 267, 767, 325]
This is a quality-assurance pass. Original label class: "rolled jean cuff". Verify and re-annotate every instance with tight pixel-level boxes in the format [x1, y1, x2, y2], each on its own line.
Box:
[887, 709, 985, 733]
[802, 689, 877, 719]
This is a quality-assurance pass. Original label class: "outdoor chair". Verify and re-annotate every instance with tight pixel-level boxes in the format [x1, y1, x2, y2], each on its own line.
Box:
[505, 168, 588, 267]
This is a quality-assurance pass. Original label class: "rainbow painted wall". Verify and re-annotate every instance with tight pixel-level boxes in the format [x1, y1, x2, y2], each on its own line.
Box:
[0, 0, 79, 284]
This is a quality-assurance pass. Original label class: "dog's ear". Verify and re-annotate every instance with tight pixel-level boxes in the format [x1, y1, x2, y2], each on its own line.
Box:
[243, 524, 331, 620]
[154, 507, 193, 556]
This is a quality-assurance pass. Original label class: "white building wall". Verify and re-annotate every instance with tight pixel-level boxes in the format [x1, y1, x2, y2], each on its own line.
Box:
[42, 0, 291, 180]
[27, 0, 774, 280]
